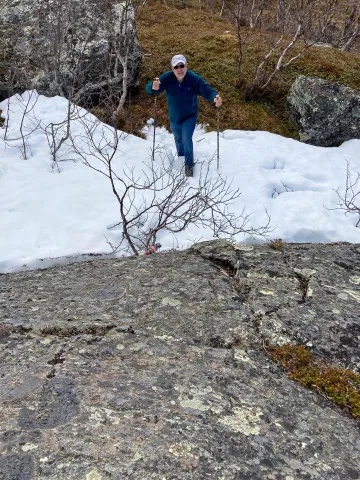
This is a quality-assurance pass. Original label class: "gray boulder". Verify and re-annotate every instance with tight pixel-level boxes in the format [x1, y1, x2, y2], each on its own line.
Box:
[287, 75, 360, 146]
[0, 0, 141, 104]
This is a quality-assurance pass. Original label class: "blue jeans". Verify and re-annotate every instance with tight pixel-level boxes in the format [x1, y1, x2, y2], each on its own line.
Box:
[170, 115, 197, 167]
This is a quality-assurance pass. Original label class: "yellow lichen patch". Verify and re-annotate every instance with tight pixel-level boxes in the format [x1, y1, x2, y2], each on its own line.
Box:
[344, 290, 360, 302]
[177, 385, 224, 414]
[154, 334, 175, 342]
[180, 396, 209, 412]
[169, 443, 195, 458]
[349, 277, 360, 285]
[233, 347, 251, 362]
[233, 244, 254, 251]
[88, 407, 120, 426]
[332, 308, 341, 314]
[86, 470, 102, 480]
[219, 405, 263, 435]
[270, 345, 360, 421]
[161, 297, 182, 307]
[247, 272, 269, 279]
[260, 289, 275, 296]
[21, 443, 38, 452]
[132, 452, 143, 462]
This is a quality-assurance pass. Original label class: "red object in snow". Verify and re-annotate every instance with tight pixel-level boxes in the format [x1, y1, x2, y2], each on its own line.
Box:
[144, 243, 162, 256]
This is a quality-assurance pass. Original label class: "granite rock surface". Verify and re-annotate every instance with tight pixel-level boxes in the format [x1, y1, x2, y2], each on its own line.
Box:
[1, 240, 360, 479]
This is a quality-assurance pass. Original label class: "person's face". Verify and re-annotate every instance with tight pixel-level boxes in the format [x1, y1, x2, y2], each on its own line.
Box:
[172, 62, 187, 81]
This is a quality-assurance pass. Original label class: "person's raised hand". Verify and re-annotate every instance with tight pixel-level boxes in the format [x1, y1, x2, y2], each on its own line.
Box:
[213, 95, 222, 108]
[152, 77, 161, 90]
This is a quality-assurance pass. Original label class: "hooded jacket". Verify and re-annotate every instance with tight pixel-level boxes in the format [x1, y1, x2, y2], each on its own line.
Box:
[146, 70, 218, 124]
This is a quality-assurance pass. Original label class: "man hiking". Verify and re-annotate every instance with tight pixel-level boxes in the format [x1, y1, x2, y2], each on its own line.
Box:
[146, 54, 222, 177]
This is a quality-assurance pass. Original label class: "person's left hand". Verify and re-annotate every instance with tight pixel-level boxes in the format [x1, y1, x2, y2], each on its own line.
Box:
[213, 95, 222, 107]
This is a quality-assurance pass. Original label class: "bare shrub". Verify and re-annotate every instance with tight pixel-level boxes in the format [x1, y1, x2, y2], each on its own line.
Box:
[222, 0, 360, 95]
[329, 160, 360, 227]
[1, 91, 41, 160]
[1, 0, 140, 166]
[70, 111, 271, 255]
[1, 0, 140, 118]
[337, 0, 360, 51]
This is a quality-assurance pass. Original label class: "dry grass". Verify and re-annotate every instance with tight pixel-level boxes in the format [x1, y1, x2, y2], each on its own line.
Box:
[269, 238, 284, 250]
[95, 3, 360, 138]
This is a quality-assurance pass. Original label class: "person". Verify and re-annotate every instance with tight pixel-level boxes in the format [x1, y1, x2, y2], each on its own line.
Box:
[145, 54, 222, 177]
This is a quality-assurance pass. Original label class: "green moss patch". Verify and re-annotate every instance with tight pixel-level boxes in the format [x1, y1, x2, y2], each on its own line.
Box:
[270, 345, 360, 420]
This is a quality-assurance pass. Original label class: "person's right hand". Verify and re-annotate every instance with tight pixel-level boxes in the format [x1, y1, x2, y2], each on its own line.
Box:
[152, 77, 161, 90]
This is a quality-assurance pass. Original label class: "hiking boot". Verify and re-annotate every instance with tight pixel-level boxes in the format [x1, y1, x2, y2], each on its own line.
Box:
[185, 165, 193, 177]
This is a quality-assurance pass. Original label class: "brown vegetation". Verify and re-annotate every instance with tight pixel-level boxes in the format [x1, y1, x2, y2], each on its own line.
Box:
[270, 345, 360, 421]
[103, 2, 360, 139]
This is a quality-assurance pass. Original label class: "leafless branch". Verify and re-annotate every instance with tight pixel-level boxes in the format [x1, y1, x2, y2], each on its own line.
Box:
[328, 161, 360, 227]
[70, 110, 272, 255]
[1, 91, 41, 159]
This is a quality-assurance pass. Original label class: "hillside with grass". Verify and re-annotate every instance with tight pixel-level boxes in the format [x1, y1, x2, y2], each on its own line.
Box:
[120, 2, 360, 139]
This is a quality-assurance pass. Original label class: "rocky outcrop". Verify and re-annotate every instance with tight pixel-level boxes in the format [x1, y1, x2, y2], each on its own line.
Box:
[1, 240, 360, 479]
[0, 0, 141, 103]
[287, 76, 360, 147]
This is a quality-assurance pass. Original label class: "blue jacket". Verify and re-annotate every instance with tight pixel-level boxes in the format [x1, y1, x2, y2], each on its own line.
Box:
[146, 70, 218, 124]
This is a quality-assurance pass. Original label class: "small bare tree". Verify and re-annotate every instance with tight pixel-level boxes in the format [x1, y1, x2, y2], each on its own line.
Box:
[337, 0, 360, 51]
[329, 161, 360, 227]
[223, 0, 360, 95]
[1, 0, 140, 167]
[21, 0, 141, 122]
[42, 100, 86, 172]
[222, 0, 252, 86]
[1, 90, 41, 160]
[0, 89, 82, 170]
[112, 0, 140, 120]
[70, 112, 271, 255]
[248, 0, 352, 92]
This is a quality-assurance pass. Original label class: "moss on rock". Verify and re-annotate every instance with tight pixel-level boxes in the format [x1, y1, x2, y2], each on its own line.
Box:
[270, 344, 360, 421]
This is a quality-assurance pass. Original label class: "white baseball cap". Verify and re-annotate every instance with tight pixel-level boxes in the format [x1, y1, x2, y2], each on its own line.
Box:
[171, 54, 187, 67]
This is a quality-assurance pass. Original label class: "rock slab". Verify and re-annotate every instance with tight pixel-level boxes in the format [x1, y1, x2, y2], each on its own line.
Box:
[1, 241, 360, 479]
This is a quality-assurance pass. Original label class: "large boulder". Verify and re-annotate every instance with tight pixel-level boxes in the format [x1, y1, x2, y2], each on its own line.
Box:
[287, 75, 360, 146]
[1, 241, 360, 478]
[0, 0, 141, 104]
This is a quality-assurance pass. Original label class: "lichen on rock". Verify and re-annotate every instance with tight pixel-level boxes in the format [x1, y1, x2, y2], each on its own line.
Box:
[1, 240, 360, 478]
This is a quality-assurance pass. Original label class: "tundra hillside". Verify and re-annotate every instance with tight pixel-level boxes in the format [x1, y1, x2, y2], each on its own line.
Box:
[111, 1, 360, 139]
